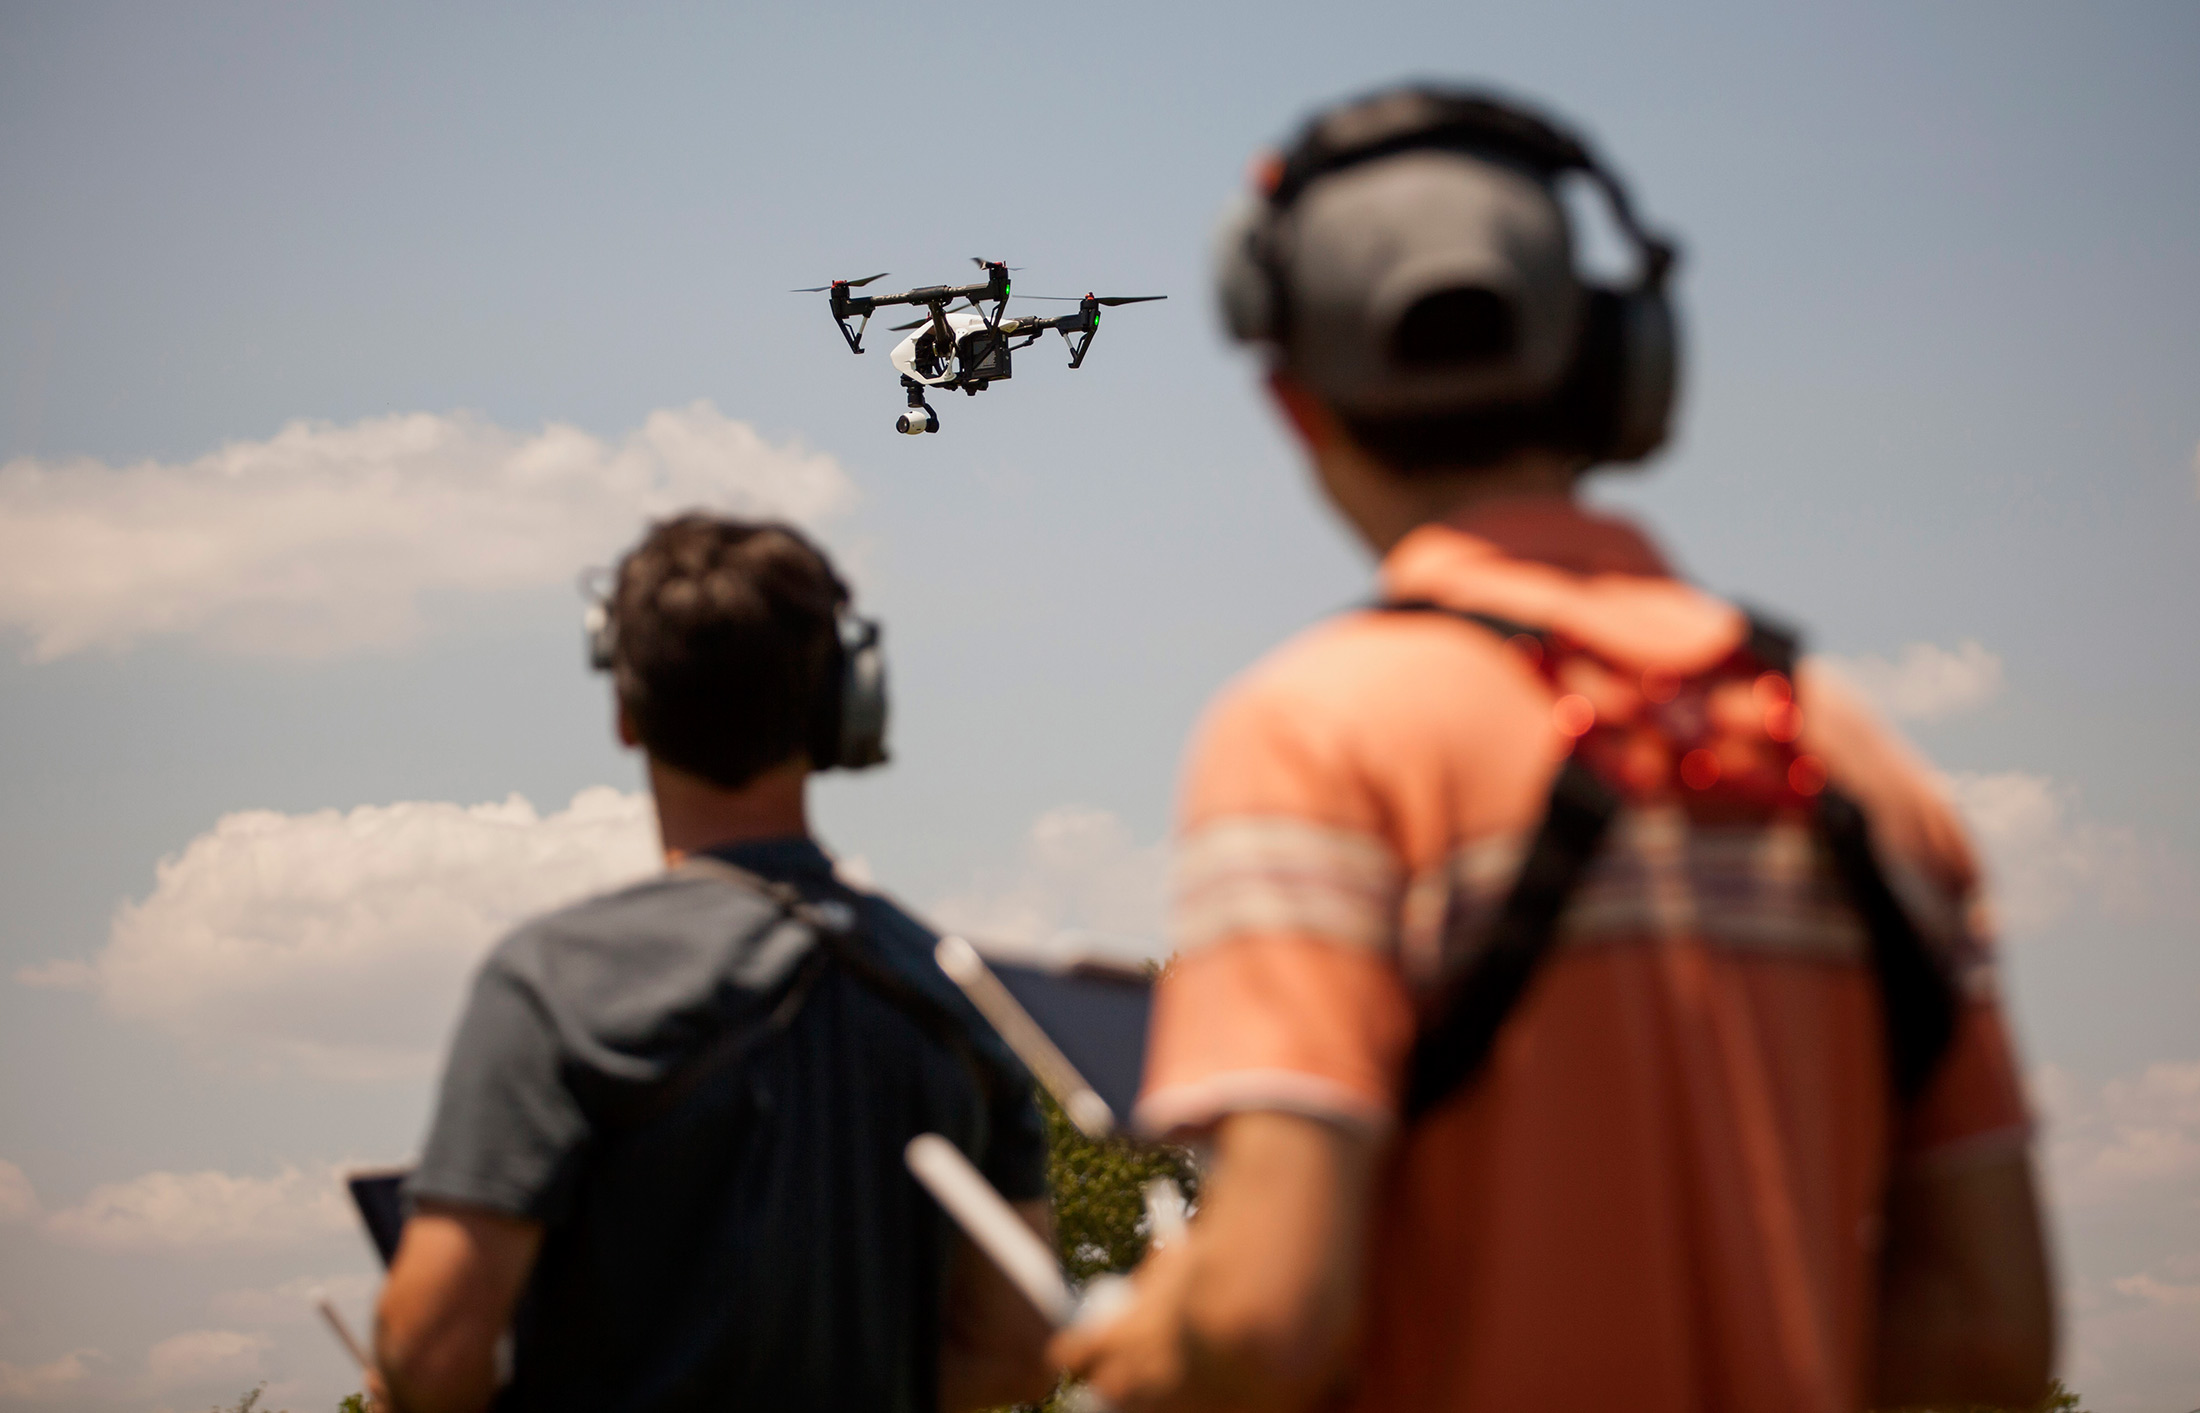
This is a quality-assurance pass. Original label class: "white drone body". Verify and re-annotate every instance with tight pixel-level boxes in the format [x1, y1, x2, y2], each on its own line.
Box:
[793, 261, 1165, 435]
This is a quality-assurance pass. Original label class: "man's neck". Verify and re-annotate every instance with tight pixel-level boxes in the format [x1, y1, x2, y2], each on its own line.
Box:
[646, 755, 811, 864]
[1267, 374, 1585, 556]
[1323, 442, 1583, 556]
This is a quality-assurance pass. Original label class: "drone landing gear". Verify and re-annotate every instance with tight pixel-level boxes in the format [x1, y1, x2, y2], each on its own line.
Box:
[897, 377, 940, 435]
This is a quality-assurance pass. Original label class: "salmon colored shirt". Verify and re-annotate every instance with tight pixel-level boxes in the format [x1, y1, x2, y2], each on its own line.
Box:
[1137, 498, 2029, 1413]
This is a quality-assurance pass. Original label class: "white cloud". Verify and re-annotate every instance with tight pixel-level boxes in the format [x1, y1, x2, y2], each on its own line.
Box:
[18, 787, 658, 1077]
[209, 1273, 376, 1328]
[44, 1165, 350, 1254]
[2039, 1059, 2200, 1210]
[930, 807, 1167, 965]
[0, 1349, 100, 1402]
[0, 1160, 38, 1224]
[1820, 639, 2004, 721]
[2039, 1057, 2200, 1411]
[0, 401, 853, 660]
[143, 1330, 270, 1392]
[1941, 771, 2147, 935]
[2111, 1271, 2200, 1307]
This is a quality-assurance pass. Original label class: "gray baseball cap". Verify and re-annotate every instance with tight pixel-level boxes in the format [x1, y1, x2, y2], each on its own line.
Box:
[1242, 147, 1586, 418]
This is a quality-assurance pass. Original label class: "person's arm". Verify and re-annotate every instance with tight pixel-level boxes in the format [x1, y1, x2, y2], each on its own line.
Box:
[938, 1197, 1059, 1413]
[1872, 1147, 2053, 1409]
[1052, 1110, 1382, 1413]
[372, 1200, 544, 1413]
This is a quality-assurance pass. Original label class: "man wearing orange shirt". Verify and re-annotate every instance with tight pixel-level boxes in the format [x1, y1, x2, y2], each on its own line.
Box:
[1054, 85, 2053, 1413]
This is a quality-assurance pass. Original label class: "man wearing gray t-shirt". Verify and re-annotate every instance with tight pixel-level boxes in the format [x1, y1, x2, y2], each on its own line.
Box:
[372, 514, 1054, 1413]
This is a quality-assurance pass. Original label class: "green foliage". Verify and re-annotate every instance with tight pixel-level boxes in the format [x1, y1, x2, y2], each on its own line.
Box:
[2034, 1379, 2086, 1413]
[212, 1382, 373, 1413]
[1002, 1094, 1201, 1412]
[1882, 1376, 2086, 1412]
[1039, 1093, 1199, 1282]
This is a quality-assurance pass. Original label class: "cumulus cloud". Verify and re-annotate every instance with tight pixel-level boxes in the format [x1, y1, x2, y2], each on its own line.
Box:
[143, 1329, 270, 1391]
[44, 1165, 351, 1254]
[19, 787, 658, 1077]
[0, 1349, 100, 1402]
[929, 807, 1167, 964]
[1941, 771, 2147, 935]
[0, 401, 853, 660]
[2038, 1059, 2200, 1210]
[209, 1273, 376, 1327]
[0, 1160, 38, 1224]
[2036, 1057, 2200, 1409]
[1820, 639, 2004, 721]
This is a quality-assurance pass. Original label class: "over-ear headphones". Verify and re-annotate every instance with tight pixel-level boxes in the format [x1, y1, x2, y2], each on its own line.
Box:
[584, 584, 890, 773]
[1216, 84, 1681, 464]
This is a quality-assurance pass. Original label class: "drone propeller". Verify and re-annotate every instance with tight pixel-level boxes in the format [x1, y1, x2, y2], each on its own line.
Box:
[1018, 294, 1167, 306]
[791, 272, 891, 293]
[970, 257, 1024, 272]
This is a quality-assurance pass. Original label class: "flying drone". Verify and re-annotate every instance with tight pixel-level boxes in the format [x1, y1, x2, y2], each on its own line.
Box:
[794, 259, 1165, 434]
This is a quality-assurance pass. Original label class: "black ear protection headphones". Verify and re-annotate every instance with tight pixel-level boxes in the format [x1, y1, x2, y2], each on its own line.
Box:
[1216, 85, 1682, 464]
[584, 580, 890, 772]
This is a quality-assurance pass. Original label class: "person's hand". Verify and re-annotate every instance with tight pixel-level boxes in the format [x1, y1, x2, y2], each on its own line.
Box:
[1049, 1241, 1197, 1413]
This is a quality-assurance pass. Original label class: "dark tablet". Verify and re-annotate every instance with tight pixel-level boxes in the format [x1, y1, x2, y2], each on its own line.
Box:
[347, 1168, 409, 1267]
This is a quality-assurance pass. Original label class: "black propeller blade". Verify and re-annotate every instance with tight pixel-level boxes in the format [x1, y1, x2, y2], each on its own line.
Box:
[791, 272, 891, 292]
[1018, 294, 1168, 306]
[971, 257, 1024, 272]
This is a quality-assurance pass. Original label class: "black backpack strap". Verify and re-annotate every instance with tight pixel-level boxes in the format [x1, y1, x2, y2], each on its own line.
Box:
[1402, 756, 1622, 1122]
[1369, 597, 1956, 1116]
[1740, 606, 1800, 677]
[648, 856, 1009, 1125]
[1816, 788, 1960, 1102]
[611, 947, 830, 1133]
[1370, 600, 1620, 1121]
[1376, 597, 1546, 645]
[1742, 609, 1959, 1101]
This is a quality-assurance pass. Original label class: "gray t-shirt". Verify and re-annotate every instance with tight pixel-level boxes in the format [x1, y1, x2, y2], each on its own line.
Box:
[411, 837, 1047, 1413]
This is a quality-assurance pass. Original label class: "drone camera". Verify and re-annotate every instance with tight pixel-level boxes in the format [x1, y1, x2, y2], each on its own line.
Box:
[896, 409, 939, 435]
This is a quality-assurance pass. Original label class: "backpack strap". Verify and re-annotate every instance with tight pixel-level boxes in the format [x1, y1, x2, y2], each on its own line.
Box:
[1376, 600, 1621, 1122]
[607, 856, 1003, 1136]
[1379, 597, 1546, 646]
[1814, 789, 1959, 1102]
[1372, 599, 1959, 1119]
[1402, 756, 1621, 1121]
[1738, 607, 1960, 1102]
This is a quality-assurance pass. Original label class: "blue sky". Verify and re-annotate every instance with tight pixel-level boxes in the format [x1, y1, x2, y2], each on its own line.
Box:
[1, 4, 2195, 1409]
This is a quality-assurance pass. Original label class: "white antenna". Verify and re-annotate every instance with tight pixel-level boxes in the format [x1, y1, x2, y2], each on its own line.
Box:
[906, 1134, 1074, 1325]
[316, 1298, 371, 1371]
[935, 935, 1117, 1138]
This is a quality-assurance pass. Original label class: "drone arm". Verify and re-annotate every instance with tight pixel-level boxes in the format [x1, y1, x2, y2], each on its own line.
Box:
[1059, 322, 1098, 369]
[834, 309, 872, 355]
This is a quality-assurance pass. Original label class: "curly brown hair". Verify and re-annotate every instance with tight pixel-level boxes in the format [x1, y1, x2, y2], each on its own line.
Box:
[609, 513, 847, 789]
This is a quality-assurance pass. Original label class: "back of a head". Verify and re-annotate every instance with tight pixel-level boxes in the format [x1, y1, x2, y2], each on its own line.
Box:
[609, 514, 847, 790]
[1215, 82, 1682, 473]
